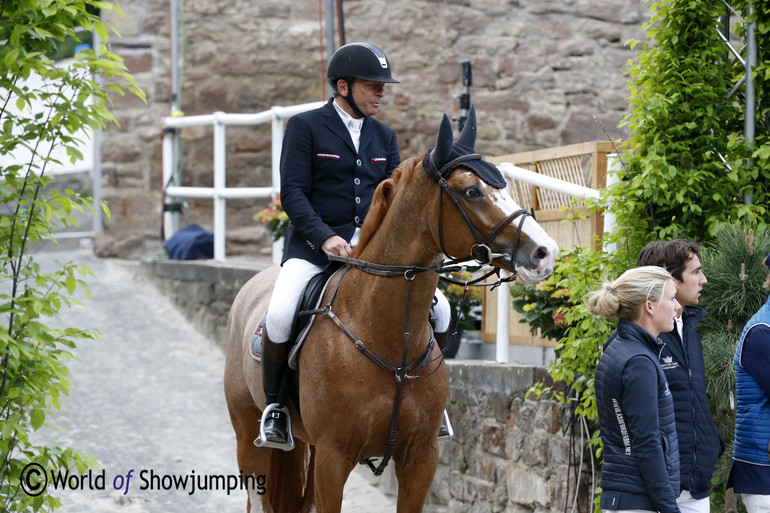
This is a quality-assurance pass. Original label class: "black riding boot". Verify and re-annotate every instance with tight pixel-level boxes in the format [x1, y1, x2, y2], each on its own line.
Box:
[433, 330, 454, 441]
[435, 330, 450, 352]
[261, 331, 291, 443]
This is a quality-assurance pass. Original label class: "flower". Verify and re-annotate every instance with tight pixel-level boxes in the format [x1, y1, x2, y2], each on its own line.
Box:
[552, 311, 568, 327]
[254, 195, 289, 241]
[509, 272, 572, 341]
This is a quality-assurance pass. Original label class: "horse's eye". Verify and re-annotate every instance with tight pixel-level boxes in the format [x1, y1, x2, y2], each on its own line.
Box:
[464, 186, 482, 199]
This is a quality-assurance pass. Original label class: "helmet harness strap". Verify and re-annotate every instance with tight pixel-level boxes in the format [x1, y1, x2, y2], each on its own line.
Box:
[342, 78, 367, 119]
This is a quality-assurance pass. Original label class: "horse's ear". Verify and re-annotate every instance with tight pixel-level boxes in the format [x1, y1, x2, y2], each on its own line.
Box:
[456, 105, 477, 151]
[433, 114, 454, 168]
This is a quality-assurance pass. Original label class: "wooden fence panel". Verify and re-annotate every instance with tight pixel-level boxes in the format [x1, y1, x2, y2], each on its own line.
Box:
[480, 141, 616, 346]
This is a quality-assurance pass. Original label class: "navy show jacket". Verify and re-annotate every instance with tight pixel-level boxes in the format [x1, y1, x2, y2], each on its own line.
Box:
[658, 306, 724, 499]
[279, 98, 400, 267]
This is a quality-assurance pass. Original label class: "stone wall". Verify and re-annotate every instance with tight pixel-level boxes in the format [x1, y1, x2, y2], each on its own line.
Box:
[96, 0, 648, 258]
[145, 257, 596, 512]
[359, 362, 595, 513]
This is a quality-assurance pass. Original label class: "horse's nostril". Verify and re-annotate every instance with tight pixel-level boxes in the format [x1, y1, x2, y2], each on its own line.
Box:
[534, 246, 548, 263]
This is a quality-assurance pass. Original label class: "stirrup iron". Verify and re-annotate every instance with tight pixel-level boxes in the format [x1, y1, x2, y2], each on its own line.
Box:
[439, 409, 454, 442]
[254, 403, 295, 451]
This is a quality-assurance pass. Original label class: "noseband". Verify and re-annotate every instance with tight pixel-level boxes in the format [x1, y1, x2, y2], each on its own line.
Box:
[426, 150, 533, 271]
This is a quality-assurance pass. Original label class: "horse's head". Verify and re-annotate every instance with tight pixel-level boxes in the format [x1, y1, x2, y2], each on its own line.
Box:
[422, 106, 558, 284]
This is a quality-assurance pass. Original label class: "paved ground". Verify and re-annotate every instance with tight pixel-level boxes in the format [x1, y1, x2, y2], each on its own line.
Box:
[31, 245, 396, 512]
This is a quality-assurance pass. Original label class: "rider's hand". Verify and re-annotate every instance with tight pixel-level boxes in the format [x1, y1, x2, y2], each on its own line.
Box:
[321, 235, 351, 258]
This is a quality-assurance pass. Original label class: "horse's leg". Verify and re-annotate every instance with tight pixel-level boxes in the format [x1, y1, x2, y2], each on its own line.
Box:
[225, 356, 271, 513]
[312, 443, 356, 513]
[394, 441, 440, 513]
[228, 400, 270, 512]
[299, 446, 316, 513]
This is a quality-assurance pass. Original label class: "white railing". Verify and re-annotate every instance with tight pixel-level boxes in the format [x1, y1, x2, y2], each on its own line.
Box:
[492, 160, 619, 363]
[161, 101, 325, 261]
[160, 106, 617, 363]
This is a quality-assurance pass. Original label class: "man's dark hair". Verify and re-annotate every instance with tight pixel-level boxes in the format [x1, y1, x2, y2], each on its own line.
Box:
[636, 239, 701, 281]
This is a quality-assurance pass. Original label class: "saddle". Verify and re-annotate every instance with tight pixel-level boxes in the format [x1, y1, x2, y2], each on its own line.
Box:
[250, 261, 343, 369]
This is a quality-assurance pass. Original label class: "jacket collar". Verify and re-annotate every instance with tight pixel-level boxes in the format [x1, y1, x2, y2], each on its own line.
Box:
[324, 97, 371, 154]
[611, 319, 666, 355]
[681, 305, 707, 326]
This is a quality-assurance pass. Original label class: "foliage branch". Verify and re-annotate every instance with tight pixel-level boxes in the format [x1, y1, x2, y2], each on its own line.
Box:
[438, 271, 483, 333]
[1, 0, 144, 510]
[519, 1, 770, 509]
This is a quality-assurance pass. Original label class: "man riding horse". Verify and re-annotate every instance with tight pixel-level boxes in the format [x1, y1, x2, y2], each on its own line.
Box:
[226, 96, 559, 512]
[259, 42, 453, 446]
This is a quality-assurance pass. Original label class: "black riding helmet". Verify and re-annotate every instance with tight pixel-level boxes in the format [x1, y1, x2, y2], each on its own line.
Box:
[327, 42, 398, 118]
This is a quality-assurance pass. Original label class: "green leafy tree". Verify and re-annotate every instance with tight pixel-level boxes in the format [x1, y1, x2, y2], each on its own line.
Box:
[1, 1, 144, 510]
[620, 1, 768, 239]
[520, 1, 770, 511]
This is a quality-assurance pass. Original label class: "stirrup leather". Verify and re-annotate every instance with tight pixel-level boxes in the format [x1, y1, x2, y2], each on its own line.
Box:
[254, 403, 295, 451]
[439, 409, 454, 442]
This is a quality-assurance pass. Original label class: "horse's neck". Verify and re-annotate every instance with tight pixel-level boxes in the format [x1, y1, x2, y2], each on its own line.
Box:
[342, 181, 443, 340]
[359, 176, 442, 268]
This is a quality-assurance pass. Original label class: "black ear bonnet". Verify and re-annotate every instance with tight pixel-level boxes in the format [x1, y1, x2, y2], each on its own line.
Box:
[422, 106, 507, 189]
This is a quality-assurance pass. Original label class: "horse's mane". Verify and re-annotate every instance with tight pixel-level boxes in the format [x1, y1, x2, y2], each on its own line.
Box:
[351, 156, 419, 257]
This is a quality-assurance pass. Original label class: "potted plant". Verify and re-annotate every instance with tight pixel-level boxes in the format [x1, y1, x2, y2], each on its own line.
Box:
[438, 271, 483, 358]
[509, 271, 571, 344]
[254, 195, 289, 242]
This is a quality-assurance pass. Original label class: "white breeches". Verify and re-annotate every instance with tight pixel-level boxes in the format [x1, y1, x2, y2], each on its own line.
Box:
[676, 490, 710, 513]
[266, 258, 451, 343]
[741, 494, 770, 513]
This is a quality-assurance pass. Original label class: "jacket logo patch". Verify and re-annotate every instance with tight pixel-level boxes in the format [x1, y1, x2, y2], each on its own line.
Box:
[371, 157, 386, 163]
[660, 356, 679, 370]
[612, 398, 632, 455]
[317, 153, 340, 159]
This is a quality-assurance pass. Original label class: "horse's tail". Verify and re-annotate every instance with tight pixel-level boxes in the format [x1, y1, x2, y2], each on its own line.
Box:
[262, 439, 314, 513]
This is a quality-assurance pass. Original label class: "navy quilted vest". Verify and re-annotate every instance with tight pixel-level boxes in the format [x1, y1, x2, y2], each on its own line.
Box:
[596, 320, 680, 506]
[733, 297, 770, 465]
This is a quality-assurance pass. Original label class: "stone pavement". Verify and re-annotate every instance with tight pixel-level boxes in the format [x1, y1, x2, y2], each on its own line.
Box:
[31, 246, 397, 512]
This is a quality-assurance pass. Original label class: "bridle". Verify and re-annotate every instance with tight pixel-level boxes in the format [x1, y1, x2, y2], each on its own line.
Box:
[424, 149, 534, 271]
[306, 152, 535, 476]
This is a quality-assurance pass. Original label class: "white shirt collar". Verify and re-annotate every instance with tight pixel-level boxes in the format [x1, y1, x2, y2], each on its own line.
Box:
[333, 98, 363, 131]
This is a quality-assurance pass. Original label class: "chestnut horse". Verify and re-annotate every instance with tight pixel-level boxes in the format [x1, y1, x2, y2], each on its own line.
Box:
[224, 108, 558, 513]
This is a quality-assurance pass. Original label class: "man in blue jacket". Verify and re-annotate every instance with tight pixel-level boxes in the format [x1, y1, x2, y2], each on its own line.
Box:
[637, 240, 725, 513]
[258, 42, 451, 446]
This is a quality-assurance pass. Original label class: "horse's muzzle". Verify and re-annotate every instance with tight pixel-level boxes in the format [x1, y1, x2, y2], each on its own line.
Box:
[509, 239, 558, 284]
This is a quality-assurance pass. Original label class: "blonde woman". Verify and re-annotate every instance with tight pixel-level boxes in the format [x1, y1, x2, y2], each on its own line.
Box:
[589, 266, 682, 513]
